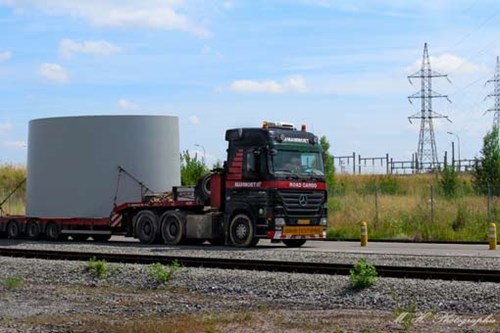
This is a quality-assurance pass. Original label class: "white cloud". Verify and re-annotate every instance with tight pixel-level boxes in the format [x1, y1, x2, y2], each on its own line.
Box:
[1, 0, 210, 38]
[118, 99, 140, 111]
[38, 63, 69, 83]
[3, 140, 26, 149]
[223, 1, 234, 10]
[230, 75, 308, 93]
[59, 38, 121, 58]
[406, 54, 487, 75]
[189, 115, 200, 125]
[0, 51, 12, 62]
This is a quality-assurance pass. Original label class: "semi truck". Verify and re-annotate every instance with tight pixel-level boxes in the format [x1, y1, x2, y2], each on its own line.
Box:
[0, 121, 328, 247]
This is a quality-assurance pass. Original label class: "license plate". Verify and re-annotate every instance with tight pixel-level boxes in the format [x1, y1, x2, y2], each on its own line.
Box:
[282, 226, 323, 236]
[298, 219, 310, 225]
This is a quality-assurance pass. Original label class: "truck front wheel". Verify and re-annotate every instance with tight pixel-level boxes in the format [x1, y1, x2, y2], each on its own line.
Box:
[160, 211, 185, 245]
[229, 214, 258, 247]
[135, 210, 158, 244]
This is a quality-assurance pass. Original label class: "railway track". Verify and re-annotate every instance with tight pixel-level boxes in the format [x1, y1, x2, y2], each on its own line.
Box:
[0, 247, 498, 282]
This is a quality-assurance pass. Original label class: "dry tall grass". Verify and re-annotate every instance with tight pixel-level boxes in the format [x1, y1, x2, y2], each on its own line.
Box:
[0, 164, 26, 215]
[329, 174, 499, 241]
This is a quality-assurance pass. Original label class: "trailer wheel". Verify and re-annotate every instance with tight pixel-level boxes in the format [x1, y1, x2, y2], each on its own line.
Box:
[45, 222, 61, 241]
[160, 211, 185, 245]
[135, 210, 158, 244]
[229, 214, 257, 247]
[71, 235, 89, 241]
[26, 220, 41, 240]
[282, 239, 307, 248]
[6, 220, 21, 239]
[92, 234, 111, 242]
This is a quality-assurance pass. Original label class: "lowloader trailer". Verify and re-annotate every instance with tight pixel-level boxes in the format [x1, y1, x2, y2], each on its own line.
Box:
[0, 121, 328, 248]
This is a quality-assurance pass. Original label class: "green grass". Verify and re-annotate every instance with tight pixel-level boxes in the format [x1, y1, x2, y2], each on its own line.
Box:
[4, 276, 23, 290]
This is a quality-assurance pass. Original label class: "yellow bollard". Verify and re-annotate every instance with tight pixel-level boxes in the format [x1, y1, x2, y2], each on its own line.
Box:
[360, 221, 368, 247]
[488, 223, 497, 250]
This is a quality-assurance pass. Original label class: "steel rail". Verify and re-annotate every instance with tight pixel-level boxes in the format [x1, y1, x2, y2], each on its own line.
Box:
[0, 247, 498, 282]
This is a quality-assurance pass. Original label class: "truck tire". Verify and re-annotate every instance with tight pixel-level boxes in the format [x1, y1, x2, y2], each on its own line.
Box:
[195, 173, 211, 206]
[45, 222, 61, 241]
[282, 239, 307, 248]
[229, 214, 257, 247]
[135, 210, 158, 244]
[6, 220, 21, 239]
[26, 220, 41, 240]
[160, 211, 185, 245]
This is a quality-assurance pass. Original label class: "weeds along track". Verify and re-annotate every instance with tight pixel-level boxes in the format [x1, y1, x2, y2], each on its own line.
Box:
[0, 247, 498, 282]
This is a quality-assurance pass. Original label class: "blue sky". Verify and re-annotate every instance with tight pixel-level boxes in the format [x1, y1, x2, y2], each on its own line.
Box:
[1, 0, 499, 171]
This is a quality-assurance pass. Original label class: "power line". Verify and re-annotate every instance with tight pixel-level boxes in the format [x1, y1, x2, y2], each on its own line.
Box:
[407, 43, 451, 172]
[484, 56, 500, 129]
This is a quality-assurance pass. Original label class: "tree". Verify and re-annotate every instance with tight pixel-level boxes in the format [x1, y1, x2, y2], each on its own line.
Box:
[180, 150, 209, 185]
[320, 135, 336, 190]
[473, 126, 500, 196]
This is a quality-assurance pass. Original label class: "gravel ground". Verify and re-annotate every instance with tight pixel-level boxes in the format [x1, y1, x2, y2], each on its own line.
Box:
[0, 256, 498, 332]
[0, 238, 498, 270]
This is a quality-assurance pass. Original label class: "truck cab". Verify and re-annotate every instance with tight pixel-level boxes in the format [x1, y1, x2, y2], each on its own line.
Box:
[221, 121, 328, 247]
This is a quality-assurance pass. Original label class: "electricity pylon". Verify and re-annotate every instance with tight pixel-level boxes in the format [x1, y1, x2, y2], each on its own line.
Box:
[485, 56, 500, 129]
[408, 43, 451, 172]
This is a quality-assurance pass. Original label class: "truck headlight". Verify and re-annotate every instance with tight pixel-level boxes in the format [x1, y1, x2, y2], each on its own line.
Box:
[275, 217, 286, 227]
[320, 217, 327, 226]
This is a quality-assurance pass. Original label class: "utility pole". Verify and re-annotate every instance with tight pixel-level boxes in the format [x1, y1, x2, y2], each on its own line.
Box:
[408, 43, 452, 172]
[485, 56, 500, 129]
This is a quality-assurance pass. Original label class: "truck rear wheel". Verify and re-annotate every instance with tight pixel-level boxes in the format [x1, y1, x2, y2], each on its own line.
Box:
[282, 239, 307, 248]
[6, 220, 21, 239]
[26, 220, 41, 240]
[160, 211, 185, 245]
[135, 210, 158, 244]
[229, 214, 257, 247]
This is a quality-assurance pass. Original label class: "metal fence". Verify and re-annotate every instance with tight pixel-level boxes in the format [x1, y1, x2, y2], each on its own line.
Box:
[333, 152, 476, 175]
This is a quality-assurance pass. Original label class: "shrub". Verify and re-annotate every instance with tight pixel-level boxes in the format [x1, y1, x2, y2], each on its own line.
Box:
[439, 165, 459, 198]
[350, 258, 377, 289]
[149, 261, 181, 284]
[86, 257, 108, 278]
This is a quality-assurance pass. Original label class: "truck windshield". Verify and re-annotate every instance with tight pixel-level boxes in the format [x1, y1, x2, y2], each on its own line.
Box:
[271, 150, 325, 179]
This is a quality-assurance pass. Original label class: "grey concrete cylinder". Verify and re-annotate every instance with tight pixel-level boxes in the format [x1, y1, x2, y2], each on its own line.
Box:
[26, 115, 180, 218]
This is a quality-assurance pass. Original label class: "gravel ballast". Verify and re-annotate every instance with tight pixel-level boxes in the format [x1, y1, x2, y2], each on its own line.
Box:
[0, 256, 499, 332]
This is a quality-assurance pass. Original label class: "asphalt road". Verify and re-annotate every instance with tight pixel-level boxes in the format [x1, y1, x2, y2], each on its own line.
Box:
[110, 236, 500, 258]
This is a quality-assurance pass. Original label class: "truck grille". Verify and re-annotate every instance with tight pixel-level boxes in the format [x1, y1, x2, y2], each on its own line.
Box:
[278, 190, 325, 216]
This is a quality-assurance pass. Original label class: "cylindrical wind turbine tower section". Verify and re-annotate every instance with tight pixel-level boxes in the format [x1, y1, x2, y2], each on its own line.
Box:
[26, 115, 180, 218]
